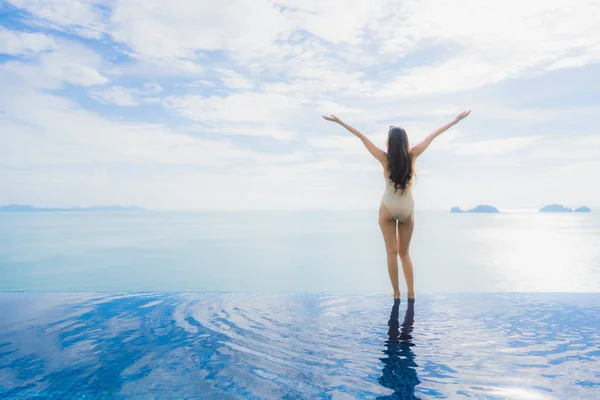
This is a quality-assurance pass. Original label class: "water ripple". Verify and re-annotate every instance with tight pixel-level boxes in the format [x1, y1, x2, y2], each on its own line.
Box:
[0, 293, 599, 399]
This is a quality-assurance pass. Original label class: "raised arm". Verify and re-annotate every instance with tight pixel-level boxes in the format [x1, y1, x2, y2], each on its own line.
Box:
[322, 114, 387, 164]
[411, 110, 471, 157]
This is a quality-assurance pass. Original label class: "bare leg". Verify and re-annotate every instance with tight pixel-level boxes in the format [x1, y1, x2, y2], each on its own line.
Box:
[379, 204, 400, 299]
[398, 213, 415, 299]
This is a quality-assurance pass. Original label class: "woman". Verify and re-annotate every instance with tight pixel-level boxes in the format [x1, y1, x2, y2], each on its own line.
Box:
[322, 110, 471, 300]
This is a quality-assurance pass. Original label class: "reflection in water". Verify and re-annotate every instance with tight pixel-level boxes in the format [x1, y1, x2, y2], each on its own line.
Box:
[378, 299, 420, 399]
[1, 293, 599, 398]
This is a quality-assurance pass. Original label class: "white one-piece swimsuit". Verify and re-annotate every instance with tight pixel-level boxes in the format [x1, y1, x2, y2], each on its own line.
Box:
[380, 176, 414, 222]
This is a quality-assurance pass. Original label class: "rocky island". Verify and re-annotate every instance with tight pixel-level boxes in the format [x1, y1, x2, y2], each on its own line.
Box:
[539, 204, 572, 213]
[574, 206, 591, 213]
[451, 205, 499, 213]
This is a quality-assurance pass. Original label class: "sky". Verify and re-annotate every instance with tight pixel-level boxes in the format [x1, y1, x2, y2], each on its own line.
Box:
[1, 0, 599, 211]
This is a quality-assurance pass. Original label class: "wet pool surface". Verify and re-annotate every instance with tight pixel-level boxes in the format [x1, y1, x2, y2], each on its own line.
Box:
[0, 293, 599, 399]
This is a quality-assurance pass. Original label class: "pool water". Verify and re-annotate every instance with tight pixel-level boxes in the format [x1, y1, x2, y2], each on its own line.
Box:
[1, 292, 598, 399]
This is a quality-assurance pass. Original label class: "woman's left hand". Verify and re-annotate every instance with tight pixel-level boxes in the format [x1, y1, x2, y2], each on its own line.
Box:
[454, 110, 471, 123]
[322, 114, 342, 124]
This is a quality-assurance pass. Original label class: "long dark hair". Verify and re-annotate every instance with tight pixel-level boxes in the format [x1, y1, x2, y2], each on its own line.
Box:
[386, 126, 414, 194]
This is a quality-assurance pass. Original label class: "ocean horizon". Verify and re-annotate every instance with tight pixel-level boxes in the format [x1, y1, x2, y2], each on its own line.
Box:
[2, 209, 599, 293]
[1, 204, 597, 212]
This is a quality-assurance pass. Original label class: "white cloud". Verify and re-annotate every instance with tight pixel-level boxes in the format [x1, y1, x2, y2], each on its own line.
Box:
[375, 0, 600, 97]
[0, 26, 56, 55]
[6, 0, 108, 39]
[185, 80, 216, 88]
[0, 84, 305, 171]
[378, 57, 511, 98]
[140, 82, 163, 94]
[90, 86, 139, 106]
[107, 57, 205, 78]
[453, 136, 542, 156]
[1, 40, 107, 88]
[164, 92, 300, 123]
[163, 92, 308, 140]
[8, 0, 600, 100]
[108, 0, 292, 59]
[217, 69, 254, 90]
[0, 90, 255, 167]
[280, 0, 385, 44]
[89, 83, 163, 106]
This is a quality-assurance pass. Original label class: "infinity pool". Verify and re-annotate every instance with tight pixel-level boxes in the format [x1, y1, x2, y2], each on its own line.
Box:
[1, 293, 599, 399]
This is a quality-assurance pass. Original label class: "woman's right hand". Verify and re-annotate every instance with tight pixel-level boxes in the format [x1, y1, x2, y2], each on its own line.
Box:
[322, 114, 342, 124]
[454, 110, 471, 123]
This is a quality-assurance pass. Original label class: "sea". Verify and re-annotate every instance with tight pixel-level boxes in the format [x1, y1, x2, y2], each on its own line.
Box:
[1, 210, 599, 399]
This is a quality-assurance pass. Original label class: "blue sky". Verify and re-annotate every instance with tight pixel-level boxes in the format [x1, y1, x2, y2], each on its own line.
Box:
[1, 0, 599, 210]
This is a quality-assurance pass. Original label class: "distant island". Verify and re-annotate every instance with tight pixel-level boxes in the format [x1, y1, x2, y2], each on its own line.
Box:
[538, 204, 591, 213]
[539, 204, 572, 213]
[451, 205, 499, 213]
[0, 204, 145, 212]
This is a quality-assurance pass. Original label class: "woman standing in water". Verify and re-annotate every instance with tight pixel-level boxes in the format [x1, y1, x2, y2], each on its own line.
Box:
[322, 110, 471, 300]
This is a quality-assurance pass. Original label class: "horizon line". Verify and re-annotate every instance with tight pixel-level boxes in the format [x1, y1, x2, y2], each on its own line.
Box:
[0, 204, 594, 212]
